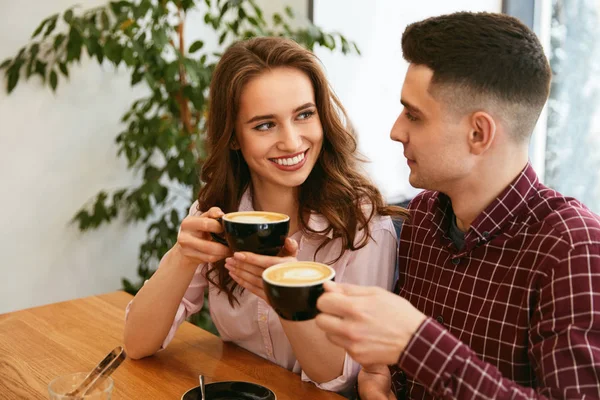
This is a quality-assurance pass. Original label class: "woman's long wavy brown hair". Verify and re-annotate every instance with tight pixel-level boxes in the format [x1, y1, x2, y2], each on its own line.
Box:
[198, 37, 408, 305]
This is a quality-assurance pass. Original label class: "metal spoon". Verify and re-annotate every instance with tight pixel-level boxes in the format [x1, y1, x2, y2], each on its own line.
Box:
[66, 346, 126, 398]
[199, 374, 206, 399]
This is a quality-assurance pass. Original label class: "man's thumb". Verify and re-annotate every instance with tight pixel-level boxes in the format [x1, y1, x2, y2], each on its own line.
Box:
[323, 281, 375, 296]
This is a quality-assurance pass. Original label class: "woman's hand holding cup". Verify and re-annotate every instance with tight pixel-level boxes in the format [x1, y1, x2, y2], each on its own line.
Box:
[174, 207, 232, 268]
[225, 238, 299, 301]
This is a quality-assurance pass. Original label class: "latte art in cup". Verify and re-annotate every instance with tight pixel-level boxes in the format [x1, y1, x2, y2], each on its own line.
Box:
[263, 262, 334, 286]
[224, 211, 289, 223]
[262, 261, 335, 320]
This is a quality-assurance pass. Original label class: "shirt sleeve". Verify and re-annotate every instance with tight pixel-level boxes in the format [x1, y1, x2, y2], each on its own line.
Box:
[397, 243, 600, 399]
[124, 201, 209, 350]
[298, 223, 398, 395]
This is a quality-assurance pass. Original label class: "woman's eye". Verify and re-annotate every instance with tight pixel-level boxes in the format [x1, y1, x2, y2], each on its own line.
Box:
[297, 110, 315, 120]
[254, 122, 275, 131]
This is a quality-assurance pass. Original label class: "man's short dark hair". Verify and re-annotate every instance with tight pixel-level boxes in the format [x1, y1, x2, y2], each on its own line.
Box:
[402, 12, 552, 142]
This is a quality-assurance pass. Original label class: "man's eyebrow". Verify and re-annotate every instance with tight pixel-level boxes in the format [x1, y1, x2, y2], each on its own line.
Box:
[245, 102, 316, 124]
[401, 99, 424, 115]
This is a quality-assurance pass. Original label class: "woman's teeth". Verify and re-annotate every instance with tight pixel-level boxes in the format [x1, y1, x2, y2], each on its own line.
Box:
[273, 151, 305, 166]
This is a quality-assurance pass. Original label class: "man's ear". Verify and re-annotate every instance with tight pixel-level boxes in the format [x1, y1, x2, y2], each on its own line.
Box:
[468, 111, 496, 155]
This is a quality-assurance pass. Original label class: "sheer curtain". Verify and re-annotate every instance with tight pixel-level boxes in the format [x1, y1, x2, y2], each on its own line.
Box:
[545, 0, 600, 213]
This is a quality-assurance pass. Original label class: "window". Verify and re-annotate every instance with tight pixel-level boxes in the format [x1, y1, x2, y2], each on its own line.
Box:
[506, 0, 600, 213]
[545, 0, 600, 213]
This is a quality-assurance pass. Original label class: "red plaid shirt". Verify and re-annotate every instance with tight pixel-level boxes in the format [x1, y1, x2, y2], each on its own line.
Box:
[390, 163, 600, 399]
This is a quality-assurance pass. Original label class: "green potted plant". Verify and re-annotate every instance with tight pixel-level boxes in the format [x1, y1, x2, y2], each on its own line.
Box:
[1, 0, 358, 332]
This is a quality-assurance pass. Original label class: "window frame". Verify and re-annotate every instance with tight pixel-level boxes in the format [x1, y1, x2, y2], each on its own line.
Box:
[503, 0, 552, 182]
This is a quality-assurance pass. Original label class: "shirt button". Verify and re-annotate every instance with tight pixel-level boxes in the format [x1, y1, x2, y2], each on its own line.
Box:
[451, 257, 461, 265]
[436, 315, 444, 324]
[482, 231, 490, 238]
[259, 315, 267, 322]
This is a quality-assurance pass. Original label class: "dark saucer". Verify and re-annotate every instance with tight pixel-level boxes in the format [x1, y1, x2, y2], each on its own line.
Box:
[181, 381, 277, 400]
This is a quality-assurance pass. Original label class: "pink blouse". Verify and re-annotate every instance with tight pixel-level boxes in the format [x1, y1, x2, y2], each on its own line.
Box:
[126, 191, 398, 394]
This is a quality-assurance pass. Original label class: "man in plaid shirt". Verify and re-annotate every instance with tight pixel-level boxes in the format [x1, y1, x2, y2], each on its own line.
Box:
[316, 11, 600, 399]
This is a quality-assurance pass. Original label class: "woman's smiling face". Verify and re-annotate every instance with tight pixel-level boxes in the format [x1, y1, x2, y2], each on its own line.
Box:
[234, 67, 324, 192]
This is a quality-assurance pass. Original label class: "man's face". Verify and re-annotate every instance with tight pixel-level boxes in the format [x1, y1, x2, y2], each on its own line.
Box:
[390, 64, 473, 193]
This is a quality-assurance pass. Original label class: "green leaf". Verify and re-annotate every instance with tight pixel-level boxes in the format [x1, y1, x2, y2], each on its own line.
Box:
[170, 209, 179, 226]
[35, 61, 47, 81]
[284, 6, 294, 18]
[153, 28, 169, 48]
[53, 34, 66, 50]
[88, 12, 98, 27]
[188, 40, 204, 53]
[272, 13, 282, 26]
[154, 185, 168, 203]
[237, 7, 246, 21]
[109, 1, 131, 15]
[122, 278, 139, 295]
[181, 0, 195, 11]
[122, 46, 135, 66]
[131, 69, 143, 85]
[64, 9, 74, 23]
[228, 20, 239, 35]
[143, 165, 161, 180]
[59, 62, 69, 77]
[0, 58, 11, 70]
[66, 27, 83, 62]
[251, 2, 264, 23]
[7, 67, 19, 93]
[101, 10, 110, 30]
[85, 37, 102, 58]
[218, 1, 230, 22]
[144, 72, 156, 88]
[26, 58, 35, 77]
[105, 38, 123, 65]
[49, 70, 58, 91]
[87, 23, 101, 37]
[218, 31, 227, 45]
[134, 0, 151, 19]
[323, 34, 335, 50]
[31, 17, 49, 38]
[43, 16, 58, 38]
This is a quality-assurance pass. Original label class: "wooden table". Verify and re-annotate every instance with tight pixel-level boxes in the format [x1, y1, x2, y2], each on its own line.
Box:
[0, 291, 344, 399]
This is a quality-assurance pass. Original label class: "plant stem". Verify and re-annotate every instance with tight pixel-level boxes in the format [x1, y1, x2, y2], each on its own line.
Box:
[176, 7, 193, 135]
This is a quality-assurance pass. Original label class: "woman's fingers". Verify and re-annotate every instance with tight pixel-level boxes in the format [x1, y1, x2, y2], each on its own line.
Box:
[178, 232, 230, 261]
[181, 216, 224, 235]
[225, 258, 264, 287]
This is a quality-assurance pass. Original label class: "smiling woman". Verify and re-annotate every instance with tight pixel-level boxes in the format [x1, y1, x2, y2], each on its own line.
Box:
[235, 67, 323, 189]
[123, 36, 408, 396]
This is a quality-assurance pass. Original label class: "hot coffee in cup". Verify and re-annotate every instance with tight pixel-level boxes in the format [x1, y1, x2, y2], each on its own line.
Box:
[211, 211, 289, 256]
[262, 261, 335, 321]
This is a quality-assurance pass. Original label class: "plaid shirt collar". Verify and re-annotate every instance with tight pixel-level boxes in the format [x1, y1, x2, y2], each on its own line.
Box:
[426, 162, 539, 253]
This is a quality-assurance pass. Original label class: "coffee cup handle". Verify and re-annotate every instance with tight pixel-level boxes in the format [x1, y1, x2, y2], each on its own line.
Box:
[210, 217, 228, 246]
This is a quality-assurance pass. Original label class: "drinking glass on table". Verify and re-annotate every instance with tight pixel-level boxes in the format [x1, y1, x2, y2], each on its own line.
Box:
[48, 372, 113, 400]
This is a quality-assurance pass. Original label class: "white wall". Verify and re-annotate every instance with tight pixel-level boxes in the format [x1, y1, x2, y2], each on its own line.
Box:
[0, 0, 148, 313]
[314, 0, 503, 203]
